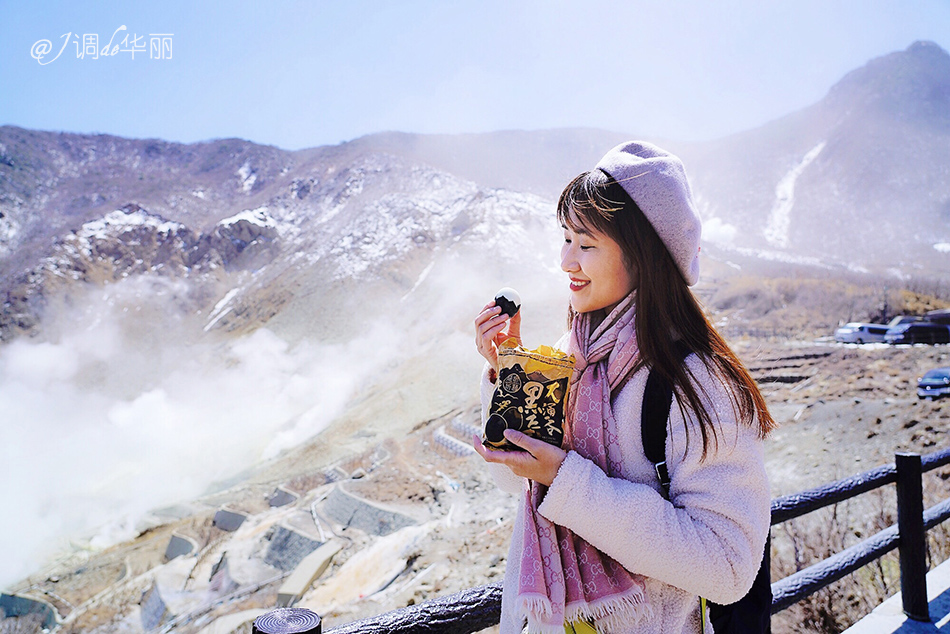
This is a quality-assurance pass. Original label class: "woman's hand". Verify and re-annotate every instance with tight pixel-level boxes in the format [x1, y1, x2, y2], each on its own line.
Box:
[474, 301, 521, 371]
[472, 429, 567, 486]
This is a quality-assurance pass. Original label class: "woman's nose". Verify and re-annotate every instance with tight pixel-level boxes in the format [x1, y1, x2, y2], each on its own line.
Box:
[561, 245, 578, 273]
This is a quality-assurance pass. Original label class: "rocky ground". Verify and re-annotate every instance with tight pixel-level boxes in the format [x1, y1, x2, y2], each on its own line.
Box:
[736, 338, 950, 494]
[4, 337, 950, 634]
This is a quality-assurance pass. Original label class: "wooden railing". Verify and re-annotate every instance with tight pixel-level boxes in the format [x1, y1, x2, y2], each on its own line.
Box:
[263, 445, 950, 634]
[769, 447, 950, 621]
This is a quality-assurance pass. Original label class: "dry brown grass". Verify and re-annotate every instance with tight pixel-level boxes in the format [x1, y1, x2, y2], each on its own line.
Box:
[704, 274, 950, 340]
[770, 466, 950, 633]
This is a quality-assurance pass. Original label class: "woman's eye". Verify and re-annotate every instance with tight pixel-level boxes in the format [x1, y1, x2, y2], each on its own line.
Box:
[580, 245, 594, 251]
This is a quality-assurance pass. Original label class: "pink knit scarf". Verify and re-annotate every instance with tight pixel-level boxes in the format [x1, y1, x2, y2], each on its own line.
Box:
[515, 293, 650, 633]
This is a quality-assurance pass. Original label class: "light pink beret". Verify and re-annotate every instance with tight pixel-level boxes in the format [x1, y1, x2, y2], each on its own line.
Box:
[595, 141, 702, 286]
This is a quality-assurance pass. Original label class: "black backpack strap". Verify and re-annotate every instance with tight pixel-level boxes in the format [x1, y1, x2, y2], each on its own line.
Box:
[641, 344, 691, 499]
[641, 365, 675, 498]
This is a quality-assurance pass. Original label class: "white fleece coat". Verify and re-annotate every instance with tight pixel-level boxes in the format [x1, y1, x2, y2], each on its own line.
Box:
[480, 350, 771, 634]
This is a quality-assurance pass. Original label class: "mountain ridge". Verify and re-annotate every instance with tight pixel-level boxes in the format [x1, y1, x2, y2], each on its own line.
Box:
[2, 41, 949, 343]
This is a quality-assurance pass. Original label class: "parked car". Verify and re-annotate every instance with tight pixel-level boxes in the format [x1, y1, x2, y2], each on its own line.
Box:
[834, 322, 889, 344]
[884, 322, 950, 345]
[887, 315, 923, 328]
[924, 308, 950, 326]
[918, 367, 950, 400]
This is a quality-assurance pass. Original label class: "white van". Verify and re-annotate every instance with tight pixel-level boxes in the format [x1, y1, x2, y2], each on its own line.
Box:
[834, 322, 889, 344]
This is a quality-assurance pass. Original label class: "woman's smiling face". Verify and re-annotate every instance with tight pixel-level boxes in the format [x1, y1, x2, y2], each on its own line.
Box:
[560, 222, 637, 315]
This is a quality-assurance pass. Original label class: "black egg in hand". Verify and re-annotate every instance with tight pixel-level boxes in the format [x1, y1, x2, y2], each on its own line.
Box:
[494, 287, 521, 318]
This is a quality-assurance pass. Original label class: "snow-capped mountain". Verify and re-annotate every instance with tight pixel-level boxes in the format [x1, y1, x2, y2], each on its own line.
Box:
[0, 139, 564, 343]
[301, 42, 950, 280]
[2, 202, 283, 339]
[2, 41, 948, 343]
[674, 41, 950, 276]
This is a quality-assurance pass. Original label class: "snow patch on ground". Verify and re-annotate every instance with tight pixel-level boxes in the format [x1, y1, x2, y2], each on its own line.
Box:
[402, 259, 436, 300]
[237, 161, 257, 193]
[934, 243, 950, 253]
[764, 142, 826, 249]
[728, 245, 832, 268]
[77, 209, 184, 242]
[323, 172, 550, 280]
[205, 288, 242, 331]
[217, 206, 277, 230]
[0, 211, 18, 255]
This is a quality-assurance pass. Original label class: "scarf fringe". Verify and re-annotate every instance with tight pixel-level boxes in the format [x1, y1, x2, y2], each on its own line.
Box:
[517, 594, 563, 634]
[516, 593, 554, 618]
[519, 587, 653, 634]
[564, 588, 653, 633]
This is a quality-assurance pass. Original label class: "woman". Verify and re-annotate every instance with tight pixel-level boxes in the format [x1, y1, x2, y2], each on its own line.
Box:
[473, 141, 774, 634]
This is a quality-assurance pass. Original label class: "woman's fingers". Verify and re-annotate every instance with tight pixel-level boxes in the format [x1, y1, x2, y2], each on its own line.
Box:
[472, 430, 567, 486]
[495, 310, 521, 347]
[474, 300, 524, 368]
[474, 302, 499, 325]
[472, 435, 532, 469]
[472, 434, 493, 460]
[474, 304, 502, 334]
[474, 303, 508, 366]
[501, 428, 542, 452]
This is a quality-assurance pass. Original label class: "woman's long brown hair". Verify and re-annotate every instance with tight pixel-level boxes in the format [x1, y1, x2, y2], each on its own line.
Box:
[558, 170, 775, 458]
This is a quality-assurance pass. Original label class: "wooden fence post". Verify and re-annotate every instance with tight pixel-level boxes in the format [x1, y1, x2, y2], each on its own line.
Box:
[895, 452, 928, 622]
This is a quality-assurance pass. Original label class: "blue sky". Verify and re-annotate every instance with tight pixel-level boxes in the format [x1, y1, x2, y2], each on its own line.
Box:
[2, 1, 949, 150]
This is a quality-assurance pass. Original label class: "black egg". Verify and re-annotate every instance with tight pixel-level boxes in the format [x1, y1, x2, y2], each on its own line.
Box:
[484, 414, 508, 443]
[494, 287, 521, 318]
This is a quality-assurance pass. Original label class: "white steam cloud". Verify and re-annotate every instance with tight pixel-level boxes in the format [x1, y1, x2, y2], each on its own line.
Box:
[0, 205, 569, 590]
[0, 278, 399, 589]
